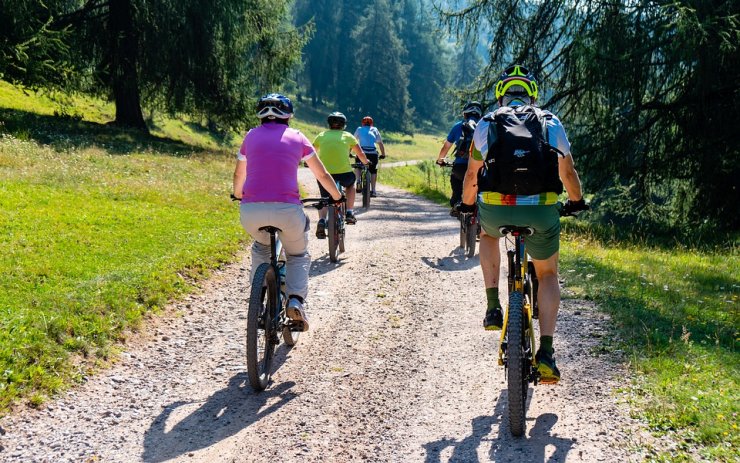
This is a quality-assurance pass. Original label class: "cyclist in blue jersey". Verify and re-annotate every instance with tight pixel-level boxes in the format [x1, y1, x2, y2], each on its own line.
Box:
[353, 116, 386, 197]
[436, 102, 483, 216]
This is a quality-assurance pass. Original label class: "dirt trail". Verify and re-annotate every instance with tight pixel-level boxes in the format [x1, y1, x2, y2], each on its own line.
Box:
[0, 172, 651, 462]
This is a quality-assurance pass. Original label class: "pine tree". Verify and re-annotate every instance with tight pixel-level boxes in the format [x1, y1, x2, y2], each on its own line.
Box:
[399, 0, 452, 127]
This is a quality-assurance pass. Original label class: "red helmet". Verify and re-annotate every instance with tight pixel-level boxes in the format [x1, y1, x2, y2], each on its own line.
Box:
[362, 116, 373, 126]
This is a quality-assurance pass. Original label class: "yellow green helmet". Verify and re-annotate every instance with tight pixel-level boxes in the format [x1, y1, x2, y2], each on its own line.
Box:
[494, 65, 539, 101]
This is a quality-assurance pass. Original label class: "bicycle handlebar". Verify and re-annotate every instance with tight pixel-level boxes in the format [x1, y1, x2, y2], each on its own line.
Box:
[436, 160, 454, 167]
[301, 197, 345, 209]
[351, 162, 368, 169]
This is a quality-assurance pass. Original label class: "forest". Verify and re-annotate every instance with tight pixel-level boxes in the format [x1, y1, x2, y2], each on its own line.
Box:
[1, 0, 738, 234]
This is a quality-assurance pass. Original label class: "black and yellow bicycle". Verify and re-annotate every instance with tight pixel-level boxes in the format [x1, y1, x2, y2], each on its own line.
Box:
[497, 203, 585, 436]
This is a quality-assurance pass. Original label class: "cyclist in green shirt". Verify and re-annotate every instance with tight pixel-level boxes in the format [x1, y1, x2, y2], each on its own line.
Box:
[313, 112, 370, 238]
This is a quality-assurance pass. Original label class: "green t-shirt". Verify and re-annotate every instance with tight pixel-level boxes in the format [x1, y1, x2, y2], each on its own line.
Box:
[313, 130, 357, 174]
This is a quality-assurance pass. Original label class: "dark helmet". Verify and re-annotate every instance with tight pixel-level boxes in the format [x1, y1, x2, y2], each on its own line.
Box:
[462, 101, 483, 119]
[256, 93, 294, 120]
[494, 65, 539, 102]
[327, 111, 347, 128]
[362, 116, 374, 126]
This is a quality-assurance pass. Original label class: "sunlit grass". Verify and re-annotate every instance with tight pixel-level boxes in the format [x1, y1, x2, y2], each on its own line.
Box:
[0, 81, 247, 410]
[0, 134, 244, 410]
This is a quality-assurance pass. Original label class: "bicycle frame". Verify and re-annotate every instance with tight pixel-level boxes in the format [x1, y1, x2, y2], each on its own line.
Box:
[264, 228, 287, 332]
[497, 232, 538, 373]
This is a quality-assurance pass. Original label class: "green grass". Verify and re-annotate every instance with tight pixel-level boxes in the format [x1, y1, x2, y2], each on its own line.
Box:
[380, 161, 453, 205]
[0, 82, 245, 410]
[559, 230, 739, 462]
[382, 161, 740, 461]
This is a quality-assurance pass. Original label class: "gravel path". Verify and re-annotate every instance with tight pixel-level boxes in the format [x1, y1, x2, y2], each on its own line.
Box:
[0, 173, 653, 462]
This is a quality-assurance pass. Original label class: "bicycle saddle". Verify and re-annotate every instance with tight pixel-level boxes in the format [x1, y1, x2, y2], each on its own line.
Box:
[258, 226, 282, 233]
[498, 225, 534, 236]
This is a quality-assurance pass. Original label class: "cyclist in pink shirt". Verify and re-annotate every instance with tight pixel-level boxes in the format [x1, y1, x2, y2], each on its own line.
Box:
[233, 94, 342, 331]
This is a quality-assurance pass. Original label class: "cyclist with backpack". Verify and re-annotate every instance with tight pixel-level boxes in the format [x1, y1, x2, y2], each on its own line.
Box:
[436, 101, 484, 215]
[456, 66, 588, 383]
[313, 112, 370, 238]
[353, 116, 386, 197]
[233, 94, 344, 331]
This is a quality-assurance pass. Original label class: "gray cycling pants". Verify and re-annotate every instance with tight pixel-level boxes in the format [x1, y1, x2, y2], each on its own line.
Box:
[240, 202, 311, 300]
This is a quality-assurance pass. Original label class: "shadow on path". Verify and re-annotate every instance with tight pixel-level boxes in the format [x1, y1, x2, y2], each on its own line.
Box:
[420, 249, 480, 272]
[309, 254, 347, 277]
[423, 390, 575, 462]
[142, 355, 296, 461]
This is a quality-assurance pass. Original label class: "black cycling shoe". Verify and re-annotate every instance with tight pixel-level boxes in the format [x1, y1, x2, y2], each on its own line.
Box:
[316, 219, 327, 239]
[370, 191, 377, 198]
[345, 211, 357, 224]
[483, 307, 503, 331]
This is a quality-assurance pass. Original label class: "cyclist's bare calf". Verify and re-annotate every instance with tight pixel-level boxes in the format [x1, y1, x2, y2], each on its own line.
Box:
[478, 230, 500, 288]
[531, 253, 560, 336]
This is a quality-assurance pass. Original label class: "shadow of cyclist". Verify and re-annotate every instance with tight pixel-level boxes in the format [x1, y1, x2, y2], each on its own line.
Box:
[423, 414, 498, 463]
[423, 390, 574, 462]
[309, 254, 346, 276]
[420, 251, 480, 272]
[142, 370, 296, 461]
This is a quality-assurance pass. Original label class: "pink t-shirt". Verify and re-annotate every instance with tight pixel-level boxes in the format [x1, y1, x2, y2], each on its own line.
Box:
[238, 122, 316, 205]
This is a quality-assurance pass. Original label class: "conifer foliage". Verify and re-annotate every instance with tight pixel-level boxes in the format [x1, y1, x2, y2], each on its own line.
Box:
[441, 0, 740, 232]
[295, 0, 453, 132]
[1, 0, 306, 132]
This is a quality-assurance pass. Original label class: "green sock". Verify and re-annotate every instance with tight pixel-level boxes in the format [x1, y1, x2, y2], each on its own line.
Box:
[540, 336, 554, 355]
[486, 288, 501, 311]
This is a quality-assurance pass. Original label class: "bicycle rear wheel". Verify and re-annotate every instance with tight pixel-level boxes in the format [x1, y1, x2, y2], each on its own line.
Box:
[246, 263, 278, 391]
[362, 171, 370, 208]
[459, 217, 467, 249]
[466, 216, 477, 258]
[506, 291, 528, 437]
[525, 262, 539, 319]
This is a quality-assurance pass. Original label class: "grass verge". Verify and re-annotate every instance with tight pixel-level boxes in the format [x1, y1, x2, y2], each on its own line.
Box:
[382, 161, 740, 462]
[0, 82, 245, 411]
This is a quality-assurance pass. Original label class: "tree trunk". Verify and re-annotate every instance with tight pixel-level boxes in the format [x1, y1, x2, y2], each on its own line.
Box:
[108, 0, 147, 132]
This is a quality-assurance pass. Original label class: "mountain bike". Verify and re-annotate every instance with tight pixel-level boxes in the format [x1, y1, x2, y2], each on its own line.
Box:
[353, 161, 371, 209]
[459, 206, 479, 258]
[497, 203, 585, 436]
[310, 189, 346, 263]
[439, 160, 479, 257]
[244, 197, 331, 391]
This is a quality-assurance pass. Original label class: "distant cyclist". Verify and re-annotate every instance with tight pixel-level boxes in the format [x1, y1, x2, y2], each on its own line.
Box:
[313, 112, 370, 238]
[436, 101, 483, 215]
[353, 115, 387, 197]
[456, 66, 588, 383]
[233, 94, 343, 331]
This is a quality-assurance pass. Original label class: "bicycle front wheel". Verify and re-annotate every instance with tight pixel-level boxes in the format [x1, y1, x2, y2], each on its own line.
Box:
[328, 207, 339, 262]
[247, 263, 278, 391]
[506, 291, 528, 437]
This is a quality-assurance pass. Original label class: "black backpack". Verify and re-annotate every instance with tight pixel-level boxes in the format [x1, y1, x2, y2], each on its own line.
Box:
[453, 120, 477, 159]
[477, 105, 563, 195]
